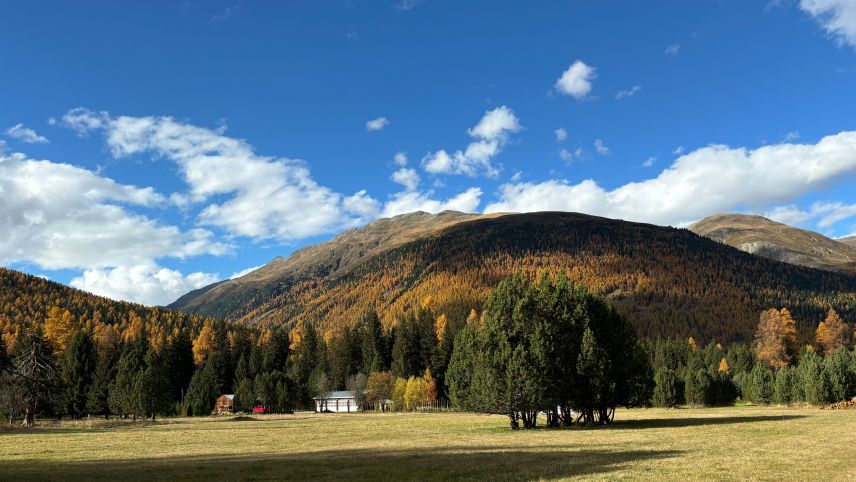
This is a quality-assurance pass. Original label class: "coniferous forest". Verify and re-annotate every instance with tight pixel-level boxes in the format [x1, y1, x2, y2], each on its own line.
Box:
[2, 266, 856, 426]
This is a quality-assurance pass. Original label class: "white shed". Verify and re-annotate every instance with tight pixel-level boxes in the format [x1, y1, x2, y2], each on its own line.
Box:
[313, 391, 360, 413]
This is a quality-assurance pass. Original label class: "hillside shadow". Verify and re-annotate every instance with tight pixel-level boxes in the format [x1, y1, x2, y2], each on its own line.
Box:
[610, 415, 805, 429]
[0, 445, 681, 481]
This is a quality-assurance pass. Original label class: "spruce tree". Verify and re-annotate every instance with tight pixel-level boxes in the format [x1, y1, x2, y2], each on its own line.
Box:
[86, 345, 118, 417]
[59, 330, 96, 418]
[652, 367, 680, 407]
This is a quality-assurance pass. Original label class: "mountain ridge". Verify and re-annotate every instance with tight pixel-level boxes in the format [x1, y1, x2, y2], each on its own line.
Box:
[170, 211, 856, 344]
[688, 213, 856, 273]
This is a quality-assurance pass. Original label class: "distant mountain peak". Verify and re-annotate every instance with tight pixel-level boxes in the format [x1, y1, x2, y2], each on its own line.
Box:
[690, 213, 856, 273]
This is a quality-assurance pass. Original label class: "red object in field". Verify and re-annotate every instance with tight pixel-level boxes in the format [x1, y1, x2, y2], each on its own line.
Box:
[253, 406, 266, 414]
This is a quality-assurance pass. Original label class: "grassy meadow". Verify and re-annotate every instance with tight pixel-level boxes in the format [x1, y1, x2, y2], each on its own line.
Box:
[1, 406, 854, 481]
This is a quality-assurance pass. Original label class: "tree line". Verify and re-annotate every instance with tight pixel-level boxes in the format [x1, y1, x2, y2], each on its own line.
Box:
[650, 308, 856, 407]
[2, 268, 856, 427]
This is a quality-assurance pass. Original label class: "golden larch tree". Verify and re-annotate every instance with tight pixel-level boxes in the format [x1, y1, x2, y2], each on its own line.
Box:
[688, 336, 698, 352]
[718, 357, 730, 373]
[192, 324, 216, 365]
[43, 306, 76, 355]
[755, 308, 799, 369]
[816, 308, 850, 355]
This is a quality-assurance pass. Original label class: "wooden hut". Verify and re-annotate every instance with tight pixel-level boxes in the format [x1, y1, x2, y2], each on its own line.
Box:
[213, 394, 235, 415]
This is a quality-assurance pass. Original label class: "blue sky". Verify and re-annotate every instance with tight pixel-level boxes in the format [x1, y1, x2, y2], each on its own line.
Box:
[2, 0, 856, 305]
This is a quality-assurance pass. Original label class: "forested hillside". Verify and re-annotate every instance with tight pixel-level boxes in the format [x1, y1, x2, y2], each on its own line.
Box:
[0, 268, 230, 352]
[173, 212, 856, 345]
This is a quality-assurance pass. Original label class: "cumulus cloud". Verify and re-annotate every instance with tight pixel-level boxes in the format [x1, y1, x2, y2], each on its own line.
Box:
[5, 124, 49, 144]
[65, 108, 378, 241]
[422, 106, 521, 177]
[0, 151, 228, 271]
[485, 131, 856, 227]
[642, 156, 656, 167]
[70, 262, 219, 306]
[394, 151, 408, 166]
[391, 167, 420, 191]
[555, 128, 568, 142]
[381, 187, 482, 218]
[555, 60, 596, 99]
[615, 85, 642, 100]
[594, 139, 609, 155]
[799, 0, 856, 49]
[366, 117, 390, 131]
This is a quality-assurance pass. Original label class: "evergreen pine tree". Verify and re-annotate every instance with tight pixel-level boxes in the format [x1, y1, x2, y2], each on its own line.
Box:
[86, 345, 118, 418]
[59, 330, 96, 418]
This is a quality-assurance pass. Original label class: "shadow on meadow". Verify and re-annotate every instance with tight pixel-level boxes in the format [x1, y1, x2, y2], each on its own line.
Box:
[609, 414, 805, 429]
[0, 445, 682, 481]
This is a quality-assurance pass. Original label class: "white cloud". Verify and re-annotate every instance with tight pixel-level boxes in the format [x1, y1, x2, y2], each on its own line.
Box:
[811, 201, 856, 227]
[764, 204, 813, 226]
[485, 131, 856, 227]
[65, 108, 378, 241]
[381, 187, 482, 218]
[665, 44, 681, 55]
[5, 124, 49, 144]
[422, 106, 521, 177]
[784, 131, 801, 141]
[62, 107, 109, 136]
[230, 265, 262, 279]
[366, 117, 390, 131]
[615, 85, 642, 100]
[559, 148, 573, 163]
[391, 167, 420, 191]
[799, 0, 856, 49]
[0, 151, 229, 271]
[71, 262, 219, 306]
[555, 127, 568, 142]
[594, 139, 609, 155]
[642, 156, 656, 167]
[555, 60, 596, 99]
[673, 146, 685, 155]
[764, 201, 856, 229]
[394, 151, 408, 166]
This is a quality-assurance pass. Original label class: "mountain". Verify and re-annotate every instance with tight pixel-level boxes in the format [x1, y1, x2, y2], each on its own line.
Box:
[689, 214, 856, 274]
[840, 236, 856, 249]
[170, 211, 856, 344]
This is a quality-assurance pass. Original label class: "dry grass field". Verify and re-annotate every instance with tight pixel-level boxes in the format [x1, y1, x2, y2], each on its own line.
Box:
[1, 406, 854, 481]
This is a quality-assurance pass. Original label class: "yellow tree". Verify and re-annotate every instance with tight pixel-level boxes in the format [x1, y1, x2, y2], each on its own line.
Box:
[687, 336, 699, 352]
[192, 324, 216, 365]
[816, 308, 850, 355]
[424, 368, 437, 403]
[718, 357, 730, 373]
[434, 314, 447, 342]
[44, 306, 76, 355]
[755, 308, 799, 369]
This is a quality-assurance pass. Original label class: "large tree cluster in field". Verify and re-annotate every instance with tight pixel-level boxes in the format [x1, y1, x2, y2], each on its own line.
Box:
[446, 273, 652, 428]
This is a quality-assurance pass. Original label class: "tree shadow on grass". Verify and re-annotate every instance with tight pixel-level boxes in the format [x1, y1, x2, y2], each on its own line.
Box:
[0, 446, 682, 481]
[609, 414, 805, 429]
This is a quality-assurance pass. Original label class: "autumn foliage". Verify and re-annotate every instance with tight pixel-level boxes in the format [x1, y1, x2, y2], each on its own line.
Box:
[754, 308, 799, 370]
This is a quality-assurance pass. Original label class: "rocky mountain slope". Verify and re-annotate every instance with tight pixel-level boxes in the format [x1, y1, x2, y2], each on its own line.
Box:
[170, 211, 856, 344]
[689, 214, 856, 274]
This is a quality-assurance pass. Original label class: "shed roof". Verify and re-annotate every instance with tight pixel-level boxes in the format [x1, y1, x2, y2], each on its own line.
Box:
[220, 394, 235, 400]
[313, 390, 355, 400]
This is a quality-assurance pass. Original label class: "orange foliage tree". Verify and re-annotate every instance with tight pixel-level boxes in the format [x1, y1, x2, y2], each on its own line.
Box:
[755, 308, 799, 369]
[815, 308, 850, 355]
